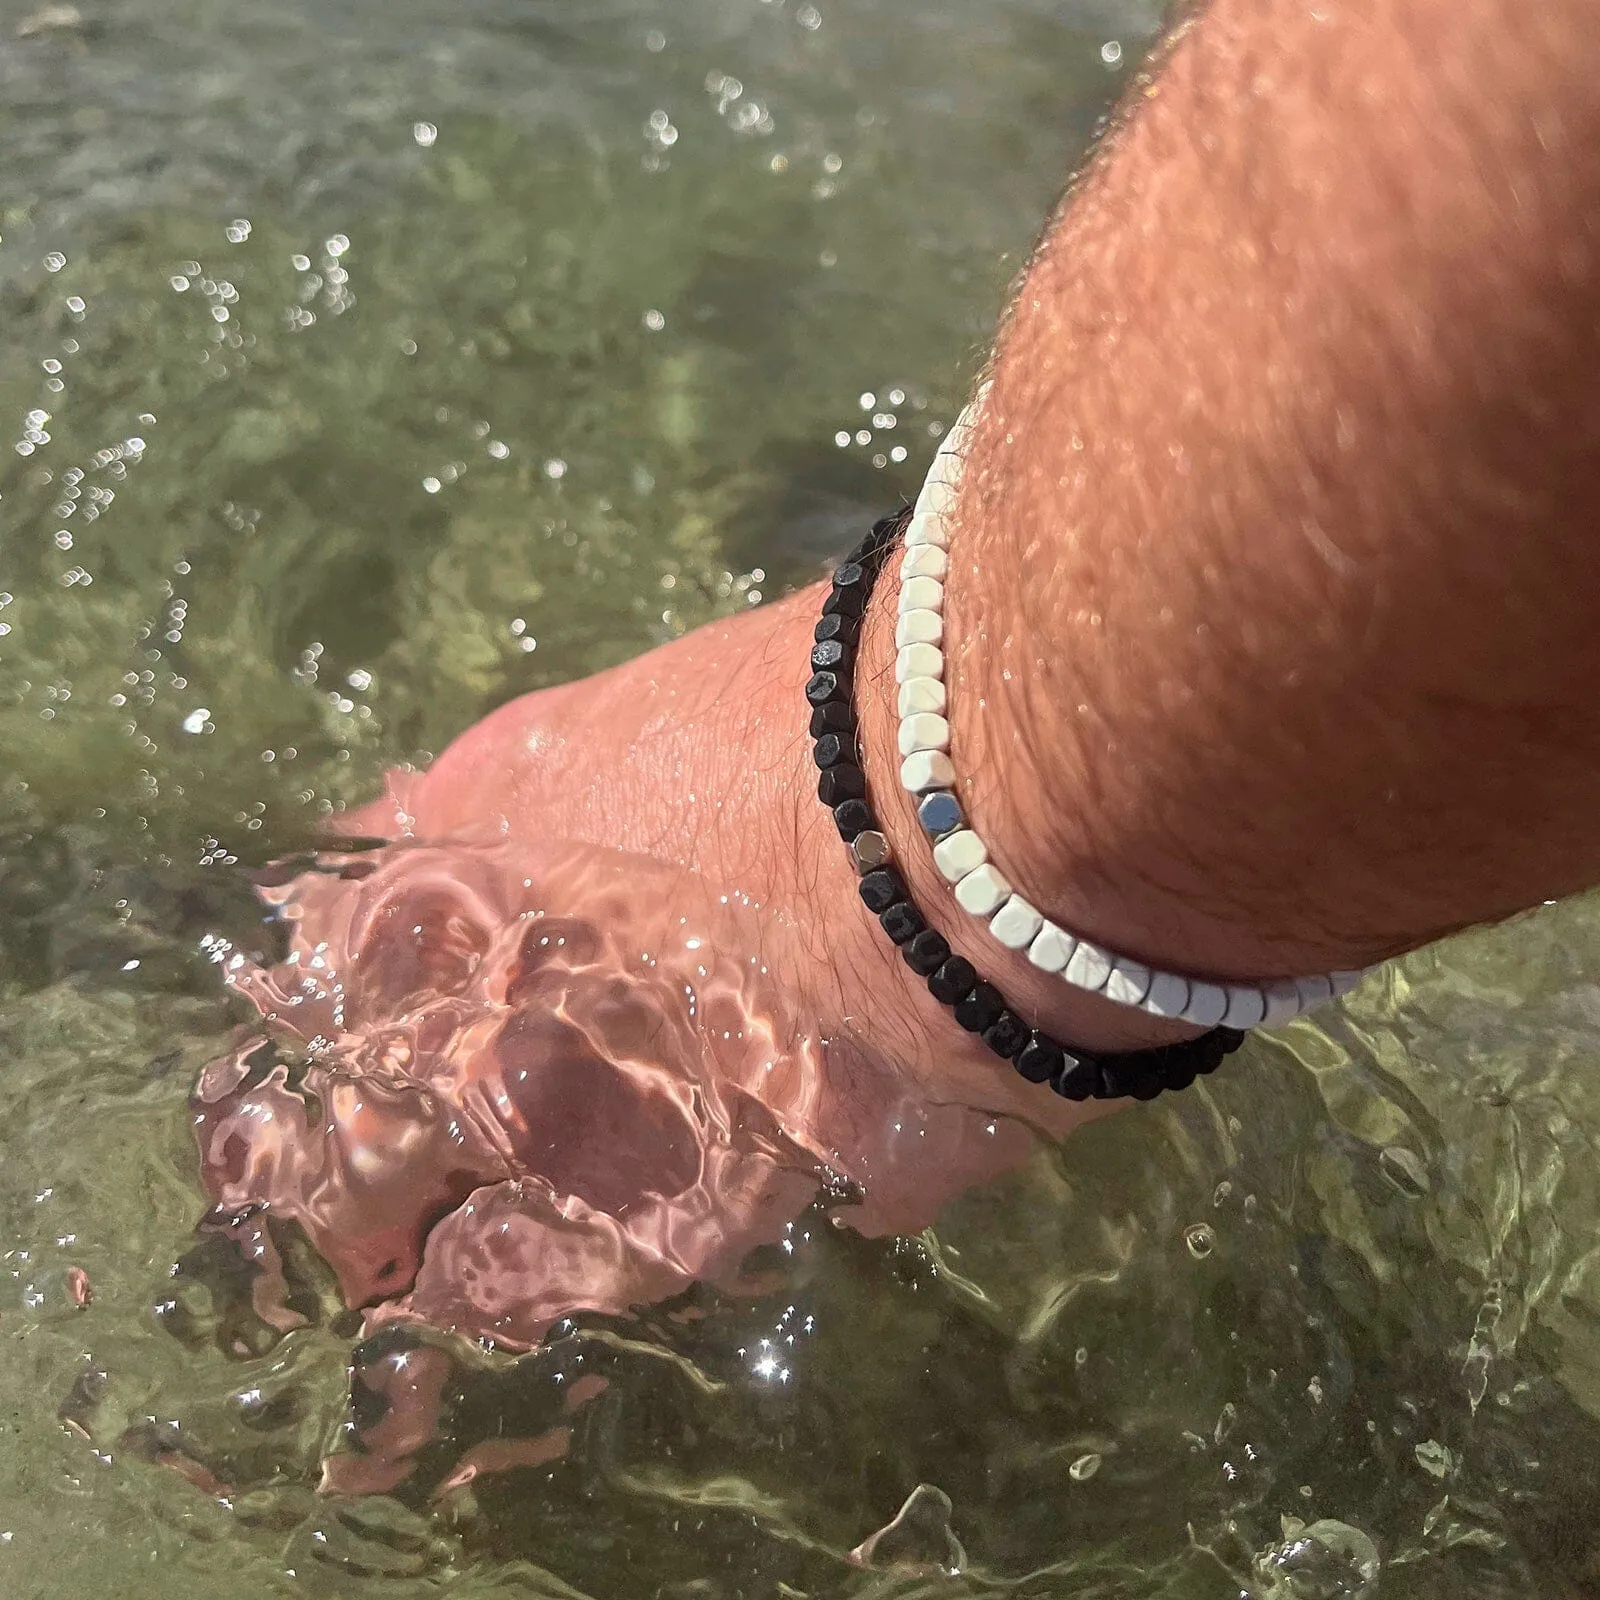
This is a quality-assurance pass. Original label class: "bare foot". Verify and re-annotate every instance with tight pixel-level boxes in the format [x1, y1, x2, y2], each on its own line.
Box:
[192, 587, 1136, 1375]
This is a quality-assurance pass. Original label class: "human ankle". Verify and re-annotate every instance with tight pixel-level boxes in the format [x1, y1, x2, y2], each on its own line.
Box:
[852, 516, 1203, 1057]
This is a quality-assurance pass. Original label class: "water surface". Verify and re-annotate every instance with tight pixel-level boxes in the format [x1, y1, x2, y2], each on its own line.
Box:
[3, 2, 1600, 1596]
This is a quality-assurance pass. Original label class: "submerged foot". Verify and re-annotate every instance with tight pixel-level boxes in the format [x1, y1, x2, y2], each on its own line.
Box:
[193, 589, 1106, 1364]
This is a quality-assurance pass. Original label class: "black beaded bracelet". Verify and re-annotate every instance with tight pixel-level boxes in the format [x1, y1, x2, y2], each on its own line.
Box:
[806, 509, 1245, 1102]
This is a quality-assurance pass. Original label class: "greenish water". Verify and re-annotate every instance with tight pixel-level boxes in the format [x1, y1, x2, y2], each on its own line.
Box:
[4, 2, 1600, 1596]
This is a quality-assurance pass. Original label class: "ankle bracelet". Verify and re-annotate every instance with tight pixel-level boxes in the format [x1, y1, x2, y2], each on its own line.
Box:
[806, 510, 1247, 1102]
[890, 402, 1370, 1031]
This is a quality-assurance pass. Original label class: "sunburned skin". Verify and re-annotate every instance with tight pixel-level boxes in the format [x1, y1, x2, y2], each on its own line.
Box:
[187, 594, 1107, 1493]
[195, 831, 1046, 1350]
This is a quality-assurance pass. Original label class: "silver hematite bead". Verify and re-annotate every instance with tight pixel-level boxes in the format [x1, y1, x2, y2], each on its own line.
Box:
[916, 789, 964, 838]
[849, 830, 890, 874]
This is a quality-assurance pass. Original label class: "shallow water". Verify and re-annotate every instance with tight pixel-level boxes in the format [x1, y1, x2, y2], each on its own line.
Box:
[4, 1, 1600, 1596]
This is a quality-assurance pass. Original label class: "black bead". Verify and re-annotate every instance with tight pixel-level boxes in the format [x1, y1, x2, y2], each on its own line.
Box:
[811, 639, 850, 673]
[847, 519, 900, 569]
[982, 1010, 1031, 1062]
[810, 701, 855, 738]
[1014, 1033, 1066, 1085]
[927, 955, 978, 1006]
[832, 798, 872, 840]
[1194, 1031, 1230, 1074]
[879, 901, 925, 945]
[818, 764, 865, 805]
[858, 868, 907, 915]
[1096, 1057, 1143, 1100]
[953, 982, 1004, 1034]
[903, 928, 951, 976]
[1215, 1026, 1247, 1056]
[832, 560, 867, 590]
[870, 511, 906, 546]
[813, 734, 849, 770]
[1129, 1069, 1165, 1101]
[805, 669, 851, 706]
[1052, 1057, 1100, 1101]
[822, 584, 866, 620]
[814, 612, 861, 648]
[1160, 1056, 1200, 1093]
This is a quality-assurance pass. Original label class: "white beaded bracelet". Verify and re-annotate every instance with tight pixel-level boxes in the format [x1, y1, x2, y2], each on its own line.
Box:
[894, 402, 1371, 1029]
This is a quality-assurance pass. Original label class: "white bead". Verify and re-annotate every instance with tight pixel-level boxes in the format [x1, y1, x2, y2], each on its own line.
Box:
[1179, 980, 1228, 1027]
[1064, 940, 1113, 992]
[1027, 921, 1076, 973]
[1221, 985, 1268, 1029]
[1260, 978, 1303, 1026]
[946, 396, 983, 447]
[918, 473, 957, 522]
[895, 642, 943, 682]
[1142, 971, 1190, 1019]
[933, 829, 987, 883]
[900, 575, 943, 613]
[895, 608, 943, 648]
[900, 545, 948, 582]
[1103, 959, 1152, 1008]
[897, 676, 946, 717]
[990, 894, 1044, 950]
[956, 863, 1012, 916]
[892, 397, 1354, 1037]
[1295, 974, 1335, 1010]
[898, 711, 950, 756]
[900, 749, 956, 792]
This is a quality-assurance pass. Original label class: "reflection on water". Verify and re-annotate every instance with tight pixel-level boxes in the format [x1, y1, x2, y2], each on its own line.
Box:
[192, 836, 838, 1357]
[187, 817, 1056, 1501]
[4, 0, 1600, 1596]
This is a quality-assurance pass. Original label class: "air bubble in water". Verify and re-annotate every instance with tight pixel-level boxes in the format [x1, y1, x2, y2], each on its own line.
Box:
[1252, 1519, 1380, 1599]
